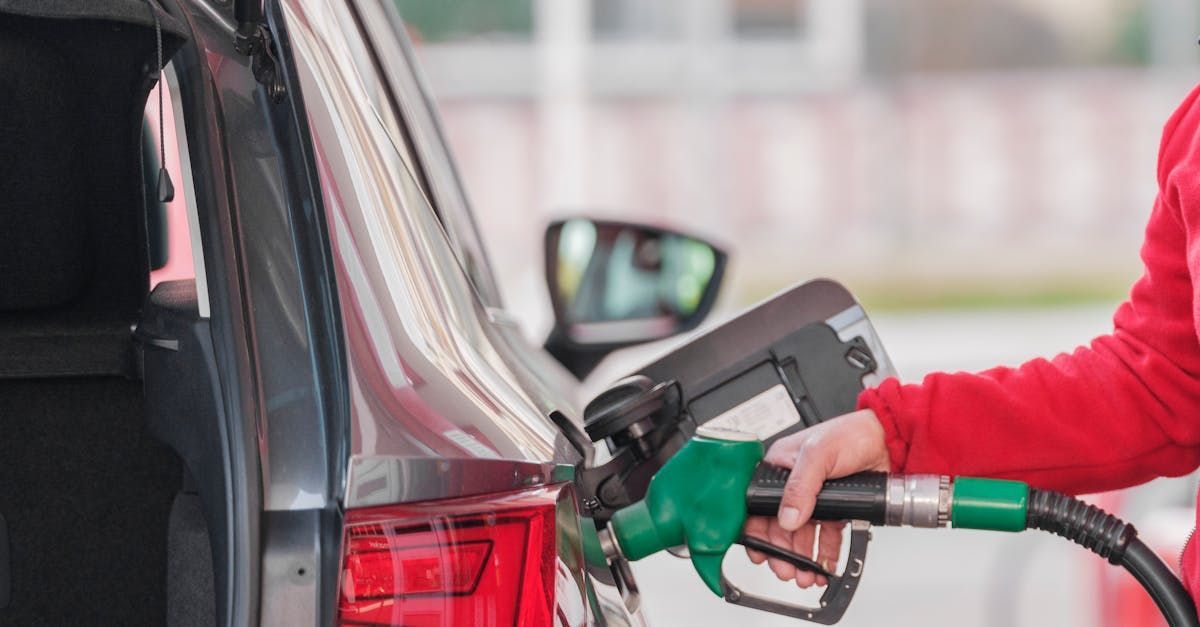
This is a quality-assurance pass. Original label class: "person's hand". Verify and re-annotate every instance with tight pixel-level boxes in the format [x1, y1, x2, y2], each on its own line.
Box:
[743, 409, 890, 587]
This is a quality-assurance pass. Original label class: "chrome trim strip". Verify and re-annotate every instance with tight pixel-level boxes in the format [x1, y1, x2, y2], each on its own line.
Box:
[163, 63, 212, 318]
[345, 456, 575, 509]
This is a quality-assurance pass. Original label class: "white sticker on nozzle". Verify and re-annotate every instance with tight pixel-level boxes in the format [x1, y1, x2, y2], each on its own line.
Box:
[705, 384, 801, 441]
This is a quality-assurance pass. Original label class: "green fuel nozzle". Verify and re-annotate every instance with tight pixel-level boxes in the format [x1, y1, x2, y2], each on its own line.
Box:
[602, 429, 1045, 596]
[598, 431, 1194, 626]
[608, 429, 763, 594]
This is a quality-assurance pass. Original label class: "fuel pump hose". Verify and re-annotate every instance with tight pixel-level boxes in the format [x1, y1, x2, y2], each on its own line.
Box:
[599, 434, 1198, 625]
[746, 467, 1200, 627]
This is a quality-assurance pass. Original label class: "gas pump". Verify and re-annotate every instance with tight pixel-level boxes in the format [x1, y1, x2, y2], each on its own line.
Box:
[568, 280, 1198, 626]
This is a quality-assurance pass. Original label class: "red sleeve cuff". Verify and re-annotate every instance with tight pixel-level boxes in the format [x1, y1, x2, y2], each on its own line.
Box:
[857, 378, 910, 473]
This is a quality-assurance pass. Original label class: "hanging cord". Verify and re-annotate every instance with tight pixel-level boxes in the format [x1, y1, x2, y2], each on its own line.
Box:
[148, 1, 174, 203]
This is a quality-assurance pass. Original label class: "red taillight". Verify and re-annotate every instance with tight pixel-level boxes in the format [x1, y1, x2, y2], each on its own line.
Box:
[344, 537, 492, 598]
[338, 488, 559, 626]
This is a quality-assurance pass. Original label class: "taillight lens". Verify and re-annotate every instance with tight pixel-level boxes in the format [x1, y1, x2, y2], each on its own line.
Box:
[338, 487, 559, 626]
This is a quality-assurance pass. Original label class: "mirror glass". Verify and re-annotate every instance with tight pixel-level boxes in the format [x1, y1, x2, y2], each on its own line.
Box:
[549, 219, 722, 344]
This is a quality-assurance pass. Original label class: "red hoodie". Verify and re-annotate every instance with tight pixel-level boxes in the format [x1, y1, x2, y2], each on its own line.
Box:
[857, 82, 1200, 603]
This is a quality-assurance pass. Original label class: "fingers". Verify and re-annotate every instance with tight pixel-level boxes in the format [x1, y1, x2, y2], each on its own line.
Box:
[753, 409, 890, 586]
[777, 438, 832, 531]
[766, 519, 797, 581]
[743, 516, 769, 564]
[813, 520, 846, 587]
[791, 522, 818, 588]
[743, 518, 839, 587]
[766, 409, 892, 533]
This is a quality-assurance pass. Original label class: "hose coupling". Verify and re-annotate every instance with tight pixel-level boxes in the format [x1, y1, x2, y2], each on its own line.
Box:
[885, 474, 951, 528]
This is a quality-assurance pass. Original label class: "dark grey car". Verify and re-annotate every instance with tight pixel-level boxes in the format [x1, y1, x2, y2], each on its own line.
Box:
[0, 1, 728, 625]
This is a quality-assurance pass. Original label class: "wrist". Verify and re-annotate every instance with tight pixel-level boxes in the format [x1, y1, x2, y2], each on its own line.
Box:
[857, 381, 909, 473]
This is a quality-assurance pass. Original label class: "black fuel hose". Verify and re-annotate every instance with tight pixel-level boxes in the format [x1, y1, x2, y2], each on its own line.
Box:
[1023, 488, 1197, 627]
[1123, 540, 1199, 627]
[745, 466, 1200, 626]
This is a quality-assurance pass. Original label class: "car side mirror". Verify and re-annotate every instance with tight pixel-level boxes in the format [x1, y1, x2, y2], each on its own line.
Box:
[543, 218, 727, 379]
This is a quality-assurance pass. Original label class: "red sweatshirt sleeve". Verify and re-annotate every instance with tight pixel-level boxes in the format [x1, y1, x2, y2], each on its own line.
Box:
[858, 84, 1200, 495]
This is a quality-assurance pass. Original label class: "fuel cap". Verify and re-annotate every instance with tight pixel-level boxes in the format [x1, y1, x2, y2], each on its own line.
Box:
[583, 376, 677, 445]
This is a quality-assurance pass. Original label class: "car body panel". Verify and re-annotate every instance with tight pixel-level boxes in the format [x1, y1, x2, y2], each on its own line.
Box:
[280, 0, 565, 466]
[164, 2, 269, 624]
[164, 0, 643, 622]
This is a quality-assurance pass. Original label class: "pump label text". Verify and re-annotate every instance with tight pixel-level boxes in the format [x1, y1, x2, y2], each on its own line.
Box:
[706, 384, 800, 440]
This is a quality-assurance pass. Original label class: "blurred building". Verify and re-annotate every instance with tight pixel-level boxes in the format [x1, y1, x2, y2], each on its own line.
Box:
[398, 0, 1200, 334]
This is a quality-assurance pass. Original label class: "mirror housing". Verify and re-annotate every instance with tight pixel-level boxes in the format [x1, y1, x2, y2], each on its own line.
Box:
[543, 218, 727, 378]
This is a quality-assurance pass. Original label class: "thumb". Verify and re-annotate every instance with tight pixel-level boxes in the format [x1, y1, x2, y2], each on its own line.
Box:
[776, 438, 834, 531]
[767, 409, 889, 531]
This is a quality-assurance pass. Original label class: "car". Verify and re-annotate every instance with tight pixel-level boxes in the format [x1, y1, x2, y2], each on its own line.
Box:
[0, 1, 735, 626]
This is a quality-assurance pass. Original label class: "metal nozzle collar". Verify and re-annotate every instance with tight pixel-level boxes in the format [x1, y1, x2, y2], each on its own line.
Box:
[885, 474, 952, 528]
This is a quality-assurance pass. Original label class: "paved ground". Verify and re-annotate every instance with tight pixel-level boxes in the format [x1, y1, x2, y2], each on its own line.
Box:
[630, 304, 1167, 627]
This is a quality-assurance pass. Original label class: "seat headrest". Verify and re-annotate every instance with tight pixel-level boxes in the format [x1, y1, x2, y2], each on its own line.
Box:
[0, 8, 187, 378]
[0, 28, 88, 310]
[0, 8, 185, 313]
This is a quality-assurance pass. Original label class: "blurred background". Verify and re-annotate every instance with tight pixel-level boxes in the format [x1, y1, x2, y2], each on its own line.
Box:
[393, 1, 1200, 625]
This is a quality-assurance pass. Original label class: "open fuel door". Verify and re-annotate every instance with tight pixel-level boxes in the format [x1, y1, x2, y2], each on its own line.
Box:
[571, 279, 897, 618]
[578, 279, 896, 521]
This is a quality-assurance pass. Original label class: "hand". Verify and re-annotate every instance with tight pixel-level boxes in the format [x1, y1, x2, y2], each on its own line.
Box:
[743, 409, 890, 587]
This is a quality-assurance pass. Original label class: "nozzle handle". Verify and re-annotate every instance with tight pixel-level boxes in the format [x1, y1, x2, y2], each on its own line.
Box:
[746, 465, 889, 525]
[722, 520, 871, 625]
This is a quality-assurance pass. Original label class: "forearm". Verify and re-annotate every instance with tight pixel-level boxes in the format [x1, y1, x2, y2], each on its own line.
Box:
[861, 329, 1200, 495]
